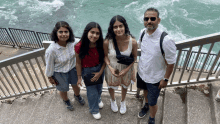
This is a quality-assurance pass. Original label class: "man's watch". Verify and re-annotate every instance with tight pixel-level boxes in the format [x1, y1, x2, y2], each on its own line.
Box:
[163, 78, 169, 82]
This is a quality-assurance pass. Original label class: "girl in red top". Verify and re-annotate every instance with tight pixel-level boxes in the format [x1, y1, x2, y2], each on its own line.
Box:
[75, 22, 105, 120]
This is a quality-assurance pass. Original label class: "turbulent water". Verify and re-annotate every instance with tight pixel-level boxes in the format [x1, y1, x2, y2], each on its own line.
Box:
[0, 0, 220, 53]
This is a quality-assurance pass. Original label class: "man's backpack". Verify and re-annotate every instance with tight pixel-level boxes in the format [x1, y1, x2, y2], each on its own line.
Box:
[140, 30, 168, 65]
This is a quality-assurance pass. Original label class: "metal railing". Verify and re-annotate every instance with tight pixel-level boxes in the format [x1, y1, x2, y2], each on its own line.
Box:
[0, 28, 50, 49]
[0, 47, 55, 100]
[168, 32, 220, 86]
[1, 28, 219, 74]
[0, 29, 220, 100]
[0, 28, 18, 47]
[177, 50, 220, 74]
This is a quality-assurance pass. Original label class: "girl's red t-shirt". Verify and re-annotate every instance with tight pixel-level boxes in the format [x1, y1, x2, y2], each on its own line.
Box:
[75, 42, 100, 68]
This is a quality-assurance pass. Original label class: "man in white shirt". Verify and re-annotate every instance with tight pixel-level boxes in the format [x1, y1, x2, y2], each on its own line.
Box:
[137, 8, 176, 124]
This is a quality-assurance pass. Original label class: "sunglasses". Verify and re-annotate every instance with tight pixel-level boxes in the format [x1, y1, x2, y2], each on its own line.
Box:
[144, 17, 156, 21]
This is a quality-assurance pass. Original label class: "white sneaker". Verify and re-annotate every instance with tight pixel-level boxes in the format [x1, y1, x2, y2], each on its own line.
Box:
[92, 112, 101, 120]
[110, 99, 118, 112]
[99, 101, 104, 109]
[215, 90, 220, 102]
[120, 101, 126, 114]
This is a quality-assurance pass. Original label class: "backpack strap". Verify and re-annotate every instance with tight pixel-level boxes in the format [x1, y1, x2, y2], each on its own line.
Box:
[160, 32, 168, 56]
[140, 30, 145, 42]
[140, 30, 168, 56]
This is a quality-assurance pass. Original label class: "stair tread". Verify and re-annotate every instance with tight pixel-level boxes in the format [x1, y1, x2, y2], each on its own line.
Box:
[43, 91, 140, 124]
[0, 102, 13, 124]
[187, 88, 212, 124]
[211, 82, 220, 124]
[25, 91, 56, 124]
[11, 95, 40, 124]
[163, 88, 186, 124]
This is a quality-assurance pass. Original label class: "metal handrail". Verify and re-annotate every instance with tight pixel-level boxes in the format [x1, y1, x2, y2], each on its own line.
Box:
[0, 29, 220, 100]
[169, 32, 220, 86]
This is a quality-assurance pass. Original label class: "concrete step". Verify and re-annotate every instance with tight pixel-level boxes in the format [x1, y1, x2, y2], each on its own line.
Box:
[0, 99, 16, 124]
[11, 95, 39, 124]
[43, 90, 141, 124]
[187, 84, 212, 124]
[41, 90, 70, 124]
[0, 98, 27, 124]
[162, 87, 186, 124]
[211, 81, 220, 124]
[25, 91, 56, 124]
[1, 82, 220, 124]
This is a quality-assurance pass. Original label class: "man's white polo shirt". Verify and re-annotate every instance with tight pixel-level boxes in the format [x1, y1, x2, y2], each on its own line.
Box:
[137, 28, 176, 84]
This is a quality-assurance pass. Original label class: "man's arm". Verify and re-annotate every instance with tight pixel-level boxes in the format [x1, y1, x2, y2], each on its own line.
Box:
[158, 64, 174, 89]
[164, 64, 174, 79]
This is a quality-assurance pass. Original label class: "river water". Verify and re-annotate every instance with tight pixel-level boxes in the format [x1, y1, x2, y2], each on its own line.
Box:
[0, 0, 220, 53]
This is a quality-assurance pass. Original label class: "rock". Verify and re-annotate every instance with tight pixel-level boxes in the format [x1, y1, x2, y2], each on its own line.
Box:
[204, 90, 209, 95]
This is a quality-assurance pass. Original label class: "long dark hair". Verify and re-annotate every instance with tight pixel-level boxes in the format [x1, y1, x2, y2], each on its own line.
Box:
[105, 15, 133, 41]
[79, 22, 104, 64]
[51, 21, 75, 43]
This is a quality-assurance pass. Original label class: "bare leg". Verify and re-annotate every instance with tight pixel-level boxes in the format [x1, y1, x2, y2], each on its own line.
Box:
[121, 86, 127, 101]
[71, 85, 80, 96]
[144, 90, 148, 103]
[131, 68, 136, 82]
[149, 105, 158, 118]
[108, 88, 115, 100]
[60, 91, 68, 101]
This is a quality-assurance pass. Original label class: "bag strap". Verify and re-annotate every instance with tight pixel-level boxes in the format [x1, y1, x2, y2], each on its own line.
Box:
[160, 32, 168, 56]
[112, 39, 121, 56]
[141, 30, 168, 56]
[140, 30, 168, 64]
[140, 30, 145, 42]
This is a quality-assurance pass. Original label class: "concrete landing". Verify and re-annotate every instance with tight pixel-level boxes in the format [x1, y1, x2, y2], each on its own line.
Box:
[0, 45, 33, 61]
[0, 90, 145, 124]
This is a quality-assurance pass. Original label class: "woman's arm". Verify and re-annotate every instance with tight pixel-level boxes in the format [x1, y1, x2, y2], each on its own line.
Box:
[45, 49, 56, 85]
[119, 38, 137, 77]
[103, 39, 119, 77]
[75, 52, 82, 87]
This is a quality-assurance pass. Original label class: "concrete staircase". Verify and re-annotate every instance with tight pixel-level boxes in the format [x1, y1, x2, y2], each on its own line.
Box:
[0, 81, 220, 124]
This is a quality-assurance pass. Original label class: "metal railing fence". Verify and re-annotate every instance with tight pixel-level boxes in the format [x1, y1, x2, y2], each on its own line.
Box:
[36, 32, 51, 43]
[8, 28, 43, 49]
[179, 50, 220, 74]
[1, 28, 219, 74]
[0, 29, 220, 100]
[0, 48, 54, 100]
[168, 32, 220, 86]
[0, 28, 18, 47]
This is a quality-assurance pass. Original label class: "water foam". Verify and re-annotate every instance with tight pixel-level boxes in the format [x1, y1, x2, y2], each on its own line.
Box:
[195, 0, 220, 5]
[124, 1, 138, 9]
[0, 10, 18, 25]
[19, 0, 64, 15]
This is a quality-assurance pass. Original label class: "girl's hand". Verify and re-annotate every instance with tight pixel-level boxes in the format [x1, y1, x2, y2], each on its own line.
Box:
[77, 78, 82, 87]
[108, 65, 119, 77]
[91, 72, 101, 82]
[119, 68, 129, 77]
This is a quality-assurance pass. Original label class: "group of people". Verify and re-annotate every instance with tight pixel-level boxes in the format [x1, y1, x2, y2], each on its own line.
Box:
[45, 8, 177, 124]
